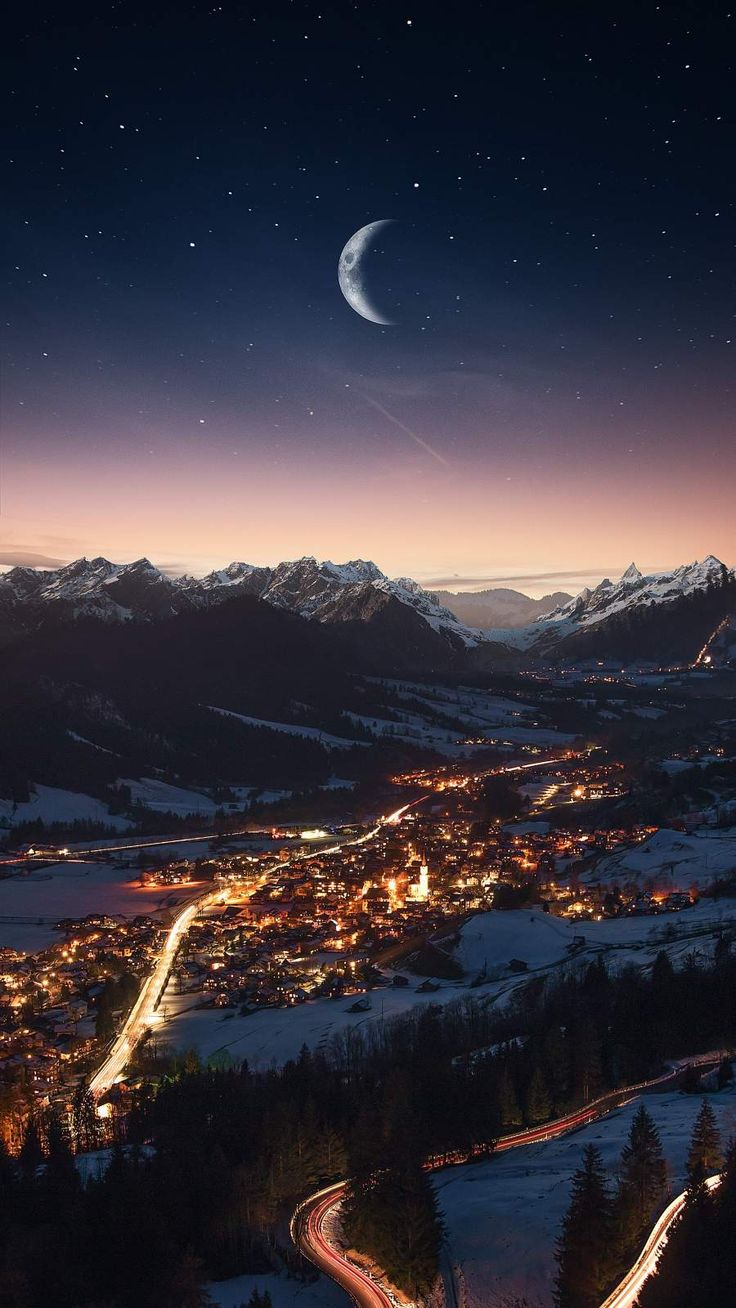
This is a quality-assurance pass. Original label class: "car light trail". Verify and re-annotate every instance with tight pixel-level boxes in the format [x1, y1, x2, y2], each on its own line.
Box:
[293, 1184, 403, 1308]
[599, 1175, 721, 1308]
[295, 1053, 725, 1308]
[87, 799, 428, 1099]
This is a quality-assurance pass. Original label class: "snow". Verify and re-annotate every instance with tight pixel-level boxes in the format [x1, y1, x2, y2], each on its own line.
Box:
[456, 910, 588, 975]
[486, 556, 731, 653]
[208, 1271, 345, 1308]
[0, 862, 205, 952]
[659, 756, 733, 775]
[435, 1083, 736, 1308]
[586, 827, 736, 892]
[158, 978, 467, 1071]
[205, 706, 366, 750]
[74, 1144, 155, 1186]
[454, 902, 736, 982]
[346, 682, 574, 755]
[67, 731, 117, 755]
[0, 785, 133, 831]
[159, 901, 736, 1071]
[119, 777, 219, 816]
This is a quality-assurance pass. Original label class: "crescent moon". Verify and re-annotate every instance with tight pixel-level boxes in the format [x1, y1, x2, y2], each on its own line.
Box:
[338, 220, 396, 325]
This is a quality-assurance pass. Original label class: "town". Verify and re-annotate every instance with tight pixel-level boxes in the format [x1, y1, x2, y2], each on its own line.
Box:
[3, 735, 735, 1148]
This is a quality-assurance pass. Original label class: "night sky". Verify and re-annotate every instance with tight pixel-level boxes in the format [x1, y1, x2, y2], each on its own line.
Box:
[3, 2, 734, 593]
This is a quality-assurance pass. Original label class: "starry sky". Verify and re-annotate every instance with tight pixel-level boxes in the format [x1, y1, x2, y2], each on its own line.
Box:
[3, 1, 734, 595]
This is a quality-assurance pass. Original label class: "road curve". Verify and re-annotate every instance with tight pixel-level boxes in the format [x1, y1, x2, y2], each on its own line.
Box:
[294, 1055, 724, 1308]
[293, 1184, 399, 1308]
[600, 1175, 721, 1308]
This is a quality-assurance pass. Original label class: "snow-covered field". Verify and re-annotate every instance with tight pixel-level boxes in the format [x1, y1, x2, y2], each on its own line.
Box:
[157, 978, 467, 1070]
[435, 1083, 736, 1308]
[205, 706, 366, 749]
[0, 784, 133, 831]
[0, 862, 204, 952]
[119, 777, 219, 816]
[586, 827, 736, 892]
[454, 903, 736, 979]
[159, 902, 736, 1071]
[359, 679, 576, 755]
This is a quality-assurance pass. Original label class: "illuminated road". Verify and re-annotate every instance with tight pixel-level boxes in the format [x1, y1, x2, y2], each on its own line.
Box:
[293, 1185, 398, 1308]
[88, 801, 422, 1099]
[294, 1055, 722, 1308]
[88, 884, 228, 1097]
[600, 1175, 721, 1308]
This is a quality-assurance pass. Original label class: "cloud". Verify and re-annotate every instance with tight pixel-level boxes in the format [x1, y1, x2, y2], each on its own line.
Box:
[421, 567, 621, 592]
[0, 548, 70, 569]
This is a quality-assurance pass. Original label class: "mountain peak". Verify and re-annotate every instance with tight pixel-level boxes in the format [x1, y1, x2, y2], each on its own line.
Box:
[621, 562, 642, 583]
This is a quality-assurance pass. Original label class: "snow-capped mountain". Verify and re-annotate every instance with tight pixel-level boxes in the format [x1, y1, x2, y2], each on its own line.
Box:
[0, 554, 485, 650]
[490, 556, 734, 661]
[1, 552, 733, 666]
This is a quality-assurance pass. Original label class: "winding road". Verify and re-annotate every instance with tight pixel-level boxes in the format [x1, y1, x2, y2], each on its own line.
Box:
[293, 1056, 723, 1308]
[600, 1174, 721, 1308]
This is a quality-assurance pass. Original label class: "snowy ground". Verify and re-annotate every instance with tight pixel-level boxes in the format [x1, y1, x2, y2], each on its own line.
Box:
[208, 1271, 345, 1308]
[119, 777, 219, 816]
[157, 978, 467, 1070]
[434, 1083, 736, 1308]
[357, 680, 576, 756]
[586, 827, 736, 893]
[159, 902, 736, 1071]
[454, 903, 736, 979]
[205, 706, 366, 749]
[0, 862, 206, 952]
[0, 784, 133, 831]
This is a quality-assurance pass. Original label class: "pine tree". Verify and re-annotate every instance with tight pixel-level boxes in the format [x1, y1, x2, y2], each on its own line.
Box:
[555, 1145, 614, 1308]
[18, 1119, 44, 1180]
[70, 1084, 102, 1154]
[542, 1024, 569, 1114]
[616, 1104, 667, 1252]
[686, 1100, 723, 1189]
[571, 1018, 603, 1105]
[525, 1064, 552, 1125]
[497, 1065, 523, 1129]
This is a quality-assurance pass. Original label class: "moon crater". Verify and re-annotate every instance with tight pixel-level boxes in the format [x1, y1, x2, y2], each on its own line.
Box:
[338, 220, 395, 325]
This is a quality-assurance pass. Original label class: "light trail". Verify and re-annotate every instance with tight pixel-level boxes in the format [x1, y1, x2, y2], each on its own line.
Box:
[293, 1184, 401, 1308]
[88, 884, 229, 1097]
[294, 1053, 724, 1308]
[87, 800, 424, 1099]
[599, 1175, 721, 1308]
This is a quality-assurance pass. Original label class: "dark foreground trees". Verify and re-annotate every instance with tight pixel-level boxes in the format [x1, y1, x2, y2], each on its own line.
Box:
[343, 1161, 443, 1299]
[554, 1146, 614, 1308]
[556, 1096, 732, 1308]
[615, 1104, 667, 1254]
[638, 1138, 736, 1308]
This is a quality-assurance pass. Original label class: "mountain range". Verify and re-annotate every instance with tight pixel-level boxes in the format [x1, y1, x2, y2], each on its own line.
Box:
[0, 551, 733, 815]
[0, 552, 733, 667]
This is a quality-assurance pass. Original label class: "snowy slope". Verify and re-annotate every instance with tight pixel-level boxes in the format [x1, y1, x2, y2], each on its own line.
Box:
[0, 554, 488, 649]
[489, 556, 732, 653]
[584, 826, 736, 892]
[0, 785, 133, 831]
[435, 1084, 736, 1308]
